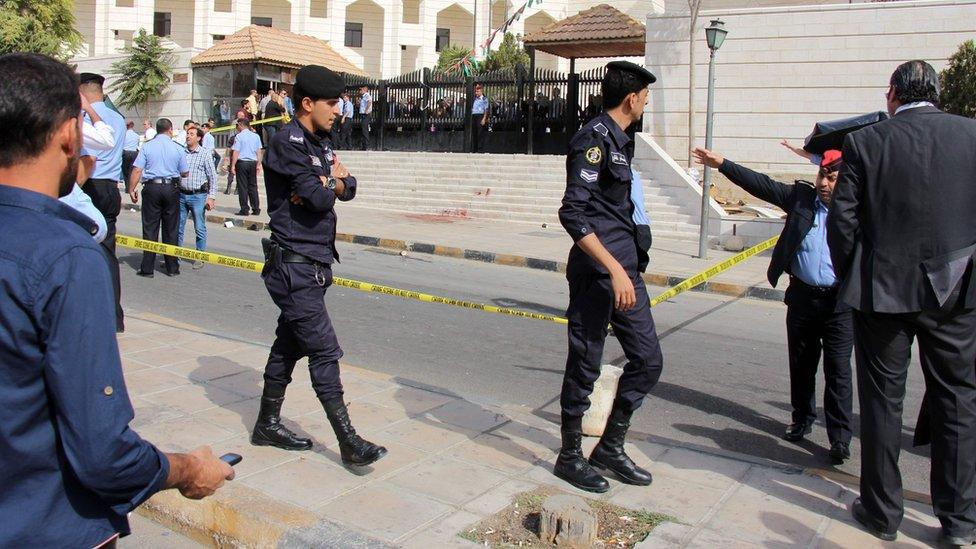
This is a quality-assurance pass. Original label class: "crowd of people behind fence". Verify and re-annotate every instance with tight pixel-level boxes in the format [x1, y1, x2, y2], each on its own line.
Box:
[208, 85, 604, 153]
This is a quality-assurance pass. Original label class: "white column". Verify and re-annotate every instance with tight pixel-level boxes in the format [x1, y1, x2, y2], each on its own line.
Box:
[473, 0, 490, 59]
[92, 0, 113, 56]
[194, 0, 214, 49]
[381, 3, 400, 77]
[233, 0, 253, 29]
[290, 0, 310, 34]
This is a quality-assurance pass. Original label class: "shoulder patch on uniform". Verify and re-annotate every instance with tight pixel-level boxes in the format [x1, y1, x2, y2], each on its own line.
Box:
[309, 155, 322, 167]
[325, 150, 334, 163]
[593, 123, 609, 137]
[579, 169, 598, 183]
[610, 152, 628, 166]
[585, 146, 602, 165]
[289, 134, 304, 143]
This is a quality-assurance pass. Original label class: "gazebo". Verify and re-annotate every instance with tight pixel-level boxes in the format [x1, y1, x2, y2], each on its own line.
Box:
[189, 25, 365, 124]
[522, 4, 646, 152]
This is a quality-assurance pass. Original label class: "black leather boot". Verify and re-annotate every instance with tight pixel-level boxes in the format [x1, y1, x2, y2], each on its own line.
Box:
[323, 397, 388, 467]
[589, 405, 652, 486]
[251, 384, 312, 451]
[553, 415, 610, 493]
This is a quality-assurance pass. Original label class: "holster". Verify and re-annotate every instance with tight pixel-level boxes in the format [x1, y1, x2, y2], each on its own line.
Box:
[261, 238, 280, 277]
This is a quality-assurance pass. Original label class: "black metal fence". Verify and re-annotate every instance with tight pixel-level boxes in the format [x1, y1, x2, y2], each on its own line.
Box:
[336, 64, 609, 155]
[207, 65, 617, 155]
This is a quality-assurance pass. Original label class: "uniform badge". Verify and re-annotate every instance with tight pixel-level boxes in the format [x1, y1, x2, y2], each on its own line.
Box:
[309, 155, 322, 167]
[325, 150, 334, 163]
[585, 147, 602, 165]
[579, 169, 598, 183]
[610, 152, 628, 166]
[289, 134, 304, 143]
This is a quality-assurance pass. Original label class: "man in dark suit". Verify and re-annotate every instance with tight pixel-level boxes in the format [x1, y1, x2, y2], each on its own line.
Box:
[827, 60, 976, 545]
[693, 147, 853, 464]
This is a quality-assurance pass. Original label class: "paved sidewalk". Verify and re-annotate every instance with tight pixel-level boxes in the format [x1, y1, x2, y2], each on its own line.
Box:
[121, 203, 780, 302]
[122, 313, 940, 547]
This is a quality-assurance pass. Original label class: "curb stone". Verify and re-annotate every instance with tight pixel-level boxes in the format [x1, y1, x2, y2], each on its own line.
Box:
[136, 482, 393, 548]
[123, 206, 785, 304]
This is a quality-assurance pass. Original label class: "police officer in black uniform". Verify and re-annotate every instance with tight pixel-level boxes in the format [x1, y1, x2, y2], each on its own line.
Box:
[251, 65, 386, 468]
[554, 61, 663, 493]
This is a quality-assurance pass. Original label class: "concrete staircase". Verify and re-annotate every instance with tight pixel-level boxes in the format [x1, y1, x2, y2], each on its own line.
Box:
[336, 151, 702, 241]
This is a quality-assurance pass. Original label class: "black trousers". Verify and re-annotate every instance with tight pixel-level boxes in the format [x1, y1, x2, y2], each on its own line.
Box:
[784, 280, 854, 444]
[359, 114, 371, 150]
[121, 150, 138, 187]
[561, 271, 664, 418]
[854, 299, 976, 536]
[82, 178, 124, 331]
[262, 258, 344, 400]
[235, 160, 259, 213]
[139, 182, 180, 274]
[335, 120, 347, 149]
[472, 115, 487, 153]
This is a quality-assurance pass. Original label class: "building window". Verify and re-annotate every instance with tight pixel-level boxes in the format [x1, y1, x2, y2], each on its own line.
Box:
[153, 12, 171, 37]
[252, 17, 273, 27]
[213, 34, 226, 42]
[345, 22, 363, 48]
[435, 28, 450, 52]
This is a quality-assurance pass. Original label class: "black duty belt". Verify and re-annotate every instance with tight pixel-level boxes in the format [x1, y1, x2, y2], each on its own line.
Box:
[280, 248, 316, 264]
[144, 177, 180, 185]
[790, 276, 838, 296]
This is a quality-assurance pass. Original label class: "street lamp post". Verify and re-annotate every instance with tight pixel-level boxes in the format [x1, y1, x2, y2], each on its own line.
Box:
[697, 18, 728, 259]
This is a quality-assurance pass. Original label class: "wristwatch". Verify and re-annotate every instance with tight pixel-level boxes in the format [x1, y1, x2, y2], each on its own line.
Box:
[325, 176, 337, 190]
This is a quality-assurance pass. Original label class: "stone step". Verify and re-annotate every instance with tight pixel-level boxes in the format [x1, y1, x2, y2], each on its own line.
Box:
[347, 171, 676, 197]
[354, 182, 681, 204]
[356, 188, 691, 218]
[359, 196, 700, 228]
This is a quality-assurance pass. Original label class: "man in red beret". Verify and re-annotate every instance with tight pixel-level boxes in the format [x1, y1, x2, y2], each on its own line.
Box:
[693, 146, 854, 464]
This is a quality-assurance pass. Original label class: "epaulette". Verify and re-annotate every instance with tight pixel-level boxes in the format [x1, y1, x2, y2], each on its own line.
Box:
[593, 123, 609, 137]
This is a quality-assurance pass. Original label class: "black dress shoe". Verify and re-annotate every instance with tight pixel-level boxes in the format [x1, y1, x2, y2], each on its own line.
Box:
[940, 530, 976, 547]
[136, 270, 154, 278]
[165, 270, 180, 277]
[828, 441, 851, 464]
[851, 498, 897, 541]
[251, 209, 261, 216]
[234, 210, 248, 216]
[783, 419, 815, 442]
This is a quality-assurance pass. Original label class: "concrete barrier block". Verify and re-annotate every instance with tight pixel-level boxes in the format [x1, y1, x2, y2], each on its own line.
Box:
[582, 365, 623, 438]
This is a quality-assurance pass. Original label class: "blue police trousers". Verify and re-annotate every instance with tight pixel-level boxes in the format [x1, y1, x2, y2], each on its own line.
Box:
[561, 271, 664, 418]
[262, 259, 344, 400]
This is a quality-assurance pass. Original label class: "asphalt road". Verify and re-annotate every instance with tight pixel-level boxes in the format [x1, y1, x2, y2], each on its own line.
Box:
[115, 212, 931, 495]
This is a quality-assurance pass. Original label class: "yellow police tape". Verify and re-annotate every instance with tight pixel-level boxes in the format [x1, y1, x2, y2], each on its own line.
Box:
[116, 233, 779, 326]
[209, 115, 288, 135]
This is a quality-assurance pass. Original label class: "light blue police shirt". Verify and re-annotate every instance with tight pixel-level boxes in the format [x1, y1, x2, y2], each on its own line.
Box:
[85, 102, 126, 180]
[790, 197, 837, 287]
[231, 129, 262, 161]
[123, 129, 141, 151]
[630, 168, 649, 226]
[133, 134, 188, 180]
[472, 96, 489, 115]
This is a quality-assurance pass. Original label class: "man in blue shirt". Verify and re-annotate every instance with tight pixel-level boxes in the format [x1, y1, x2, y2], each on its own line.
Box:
[470, 83, 489, 153]
[230, 118, 263, 216]
[79, 72, 127, 332]
[358, 85, 372, 150]
[128, 118, 190, 277]
[0, 52, 232, 549]
[339, 90, 355, 149]
[122, 120, 141, 184]
[694, 146, 854, 464]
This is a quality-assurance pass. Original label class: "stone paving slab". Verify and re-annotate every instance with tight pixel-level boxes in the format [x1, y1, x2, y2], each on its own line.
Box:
[122, 313, 941, 547]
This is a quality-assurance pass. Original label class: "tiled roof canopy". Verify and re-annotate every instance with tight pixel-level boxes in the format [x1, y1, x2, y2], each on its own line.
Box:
[191, 25, 366, 75]
[522, 4, 645, 59]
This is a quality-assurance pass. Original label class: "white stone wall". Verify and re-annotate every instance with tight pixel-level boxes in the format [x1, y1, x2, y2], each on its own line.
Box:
[72, 48, 199, 125]
[645, 0, 976, 180]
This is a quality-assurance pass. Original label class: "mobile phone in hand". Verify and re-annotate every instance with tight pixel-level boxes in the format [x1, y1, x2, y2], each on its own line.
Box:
[219, 453, 243, 466]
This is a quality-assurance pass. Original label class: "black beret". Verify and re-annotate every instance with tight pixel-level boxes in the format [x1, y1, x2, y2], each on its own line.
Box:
[79, 72, 105, 86]
[294, 65, 344, 101]
[606, 61, 656, 85]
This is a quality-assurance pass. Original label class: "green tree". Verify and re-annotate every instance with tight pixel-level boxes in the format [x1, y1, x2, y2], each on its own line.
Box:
[0, 0, 83, 59]
[435, 44, 474, 74]
[482, 32, 529, 72]
[108, 29, 173, 116]
[940, 40, 976, 118]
